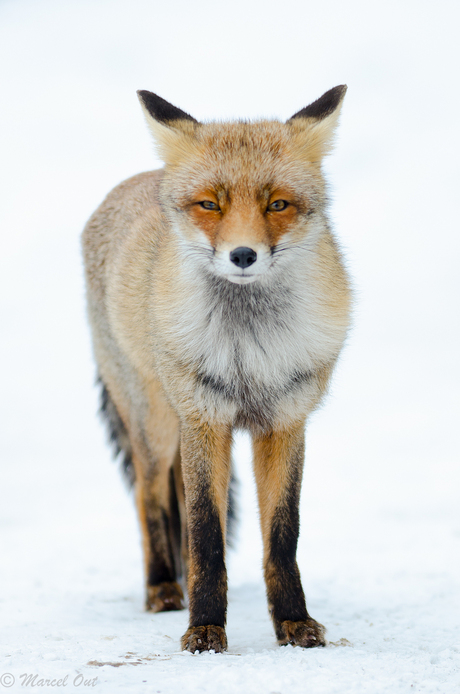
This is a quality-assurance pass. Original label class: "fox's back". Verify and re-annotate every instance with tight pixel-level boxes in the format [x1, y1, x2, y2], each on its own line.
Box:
[83, 169, 164, 310]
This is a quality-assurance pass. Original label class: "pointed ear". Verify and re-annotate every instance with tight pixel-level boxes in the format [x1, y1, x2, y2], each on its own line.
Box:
[137, 90, 198, 126]
[287, 85, 347, 162]
[137, 90, 200, 165]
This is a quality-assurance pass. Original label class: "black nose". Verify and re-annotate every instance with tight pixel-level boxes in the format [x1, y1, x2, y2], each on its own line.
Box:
[229, 247, 257, 269]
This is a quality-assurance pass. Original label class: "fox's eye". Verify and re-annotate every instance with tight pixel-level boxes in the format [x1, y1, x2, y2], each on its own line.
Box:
[199, 201, 219, 211]
[267, 200, 288, 212]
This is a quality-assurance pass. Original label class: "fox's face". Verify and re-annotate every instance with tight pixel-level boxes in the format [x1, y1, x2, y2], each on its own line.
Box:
[138, 88, 346, 285]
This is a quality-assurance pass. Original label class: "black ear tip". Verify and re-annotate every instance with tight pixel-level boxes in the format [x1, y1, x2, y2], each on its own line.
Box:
[289, 84, 348, 123]
[137, 89, 158, 106]
[319, 84, 348, 105]
[136, 90, 198, 125]
[334, 84, 348, 98]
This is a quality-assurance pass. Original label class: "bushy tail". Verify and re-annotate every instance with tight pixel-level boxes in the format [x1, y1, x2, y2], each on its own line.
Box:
[227, 470, 238, 548]
[97, 374, 238, 547]
[98, 376, 135, 486]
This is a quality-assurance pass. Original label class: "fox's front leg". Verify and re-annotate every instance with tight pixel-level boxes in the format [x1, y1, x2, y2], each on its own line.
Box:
[253, 422, 326, 648]
[179, 420, 232, 653]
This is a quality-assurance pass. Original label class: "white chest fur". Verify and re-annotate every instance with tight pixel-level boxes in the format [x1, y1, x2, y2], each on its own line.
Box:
[166, 263, 344, 427]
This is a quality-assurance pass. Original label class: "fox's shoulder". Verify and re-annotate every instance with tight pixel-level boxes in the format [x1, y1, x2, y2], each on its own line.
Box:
[82, 169, 166, 289]
[89, 168, 164, 225]
[110, 168, 163, 198]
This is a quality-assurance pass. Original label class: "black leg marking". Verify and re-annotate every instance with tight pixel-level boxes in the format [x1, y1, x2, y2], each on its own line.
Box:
[265, 463, 308, 628]
[144, 498, 185, 613]
[187, 479, 227, 628]
[146, 508, 176, 586]
[263, 441, 326, 647]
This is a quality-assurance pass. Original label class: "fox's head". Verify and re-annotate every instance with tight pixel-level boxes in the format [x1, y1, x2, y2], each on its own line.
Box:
[137, 86, 346, 285]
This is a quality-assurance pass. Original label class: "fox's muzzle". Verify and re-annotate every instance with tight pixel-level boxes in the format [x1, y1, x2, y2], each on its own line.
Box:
[229, 246, 257, 269]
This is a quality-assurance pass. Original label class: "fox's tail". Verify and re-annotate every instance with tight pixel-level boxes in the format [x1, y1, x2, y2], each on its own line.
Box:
[97, 375, 238, 549]
[98, 376, 135, 486]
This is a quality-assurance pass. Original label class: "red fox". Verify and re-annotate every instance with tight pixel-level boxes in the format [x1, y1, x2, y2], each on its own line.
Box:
[82, 86, 351, 653]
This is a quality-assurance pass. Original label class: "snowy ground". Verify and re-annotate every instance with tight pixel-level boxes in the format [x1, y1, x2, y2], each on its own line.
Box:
[1, 0, 459, 692]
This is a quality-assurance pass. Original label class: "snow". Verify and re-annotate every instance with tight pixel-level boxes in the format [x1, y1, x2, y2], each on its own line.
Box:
[1, 0, 459, 691]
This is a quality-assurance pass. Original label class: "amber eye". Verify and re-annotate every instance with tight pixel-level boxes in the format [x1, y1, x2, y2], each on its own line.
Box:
[267, 200, 288, 212]
[199, 201, 219, 211]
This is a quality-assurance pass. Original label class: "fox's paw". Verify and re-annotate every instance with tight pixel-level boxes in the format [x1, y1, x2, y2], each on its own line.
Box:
[146, 581, 184, 613]
[181, 625, 227, 653]
[276, 618, 326, 648]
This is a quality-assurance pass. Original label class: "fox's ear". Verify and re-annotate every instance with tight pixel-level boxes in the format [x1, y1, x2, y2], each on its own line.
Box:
[137, 90, 199, 165]
[137, 91, 198, 127]
[287, 85, 347, 162]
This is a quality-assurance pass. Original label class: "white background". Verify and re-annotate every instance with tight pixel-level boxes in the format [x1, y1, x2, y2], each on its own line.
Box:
[0, 0, 459, 692]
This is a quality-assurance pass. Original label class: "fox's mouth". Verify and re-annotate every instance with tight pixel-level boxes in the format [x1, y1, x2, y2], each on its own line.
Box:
[226, 273, 258, 285]
[207, 244, 273, 284]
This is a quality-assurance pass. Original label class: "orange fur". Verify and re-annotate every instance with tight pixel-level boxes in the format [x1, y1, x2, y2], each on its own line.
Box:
[252, 422, 305, 549]
[82, 86, 351, 652]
